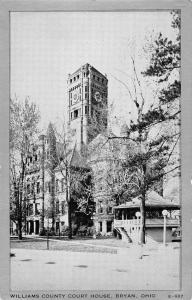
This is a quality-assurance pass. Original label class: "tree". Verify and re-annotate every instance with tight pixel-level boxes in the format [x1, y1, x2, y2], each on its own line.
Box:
[10, 97, 40, 239]
[108, 11, 180, 244]
[49, 122, 93, 239]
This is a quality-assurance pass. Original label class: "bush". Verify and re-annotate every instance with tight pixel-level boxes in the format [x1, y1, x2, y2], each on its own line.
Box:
[86, 226, 95, 236]
[72, 224, 78, 235]
[61, 225, 69, 236]
[39, 228, 46, 236]
[77, 225, 87, 236]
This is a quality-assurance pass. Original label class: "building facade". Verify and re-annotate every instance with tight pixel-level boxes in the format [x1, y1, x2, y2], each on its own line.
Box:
[10, 64, 109, 236]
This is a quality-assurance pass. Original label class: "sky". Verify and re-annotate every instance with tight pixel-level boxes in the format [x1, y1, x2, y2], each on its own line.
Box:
[11, 11, 177, 133]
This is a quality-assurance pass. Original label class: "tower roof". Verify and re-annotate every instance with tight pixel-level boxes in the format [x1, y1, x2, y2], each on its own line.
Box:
[68, 63, 107, 79]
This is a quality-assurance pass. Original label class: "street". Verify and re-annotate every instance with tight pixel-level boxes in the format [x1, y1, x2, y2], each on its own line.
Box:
[11, 242, 180, 291]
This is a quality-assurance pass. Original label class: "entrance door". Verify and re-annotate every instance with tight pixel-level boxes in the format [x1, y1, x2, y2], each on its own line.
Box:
[29, 221, 34, 234]
[35, 220, 39, 234]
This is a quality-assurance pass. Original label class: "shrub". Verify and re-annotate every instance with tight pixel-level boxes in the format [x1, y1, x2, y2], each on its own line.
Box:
[61, 225, 69, 236]
[86, 226, 94, 236]
[77, 225, 87, 236]
[72, 224, 78, 235]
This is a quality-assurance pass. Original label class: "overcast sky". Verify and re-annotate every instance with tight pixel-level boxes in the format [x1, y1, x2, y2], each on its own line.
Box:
[11, 11, 176, 132]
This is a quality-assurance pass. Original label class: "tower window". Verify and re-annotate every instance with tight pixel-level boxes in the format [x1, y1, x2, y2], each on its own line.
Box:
[70, 79, 72, 83]
[85, 86, 88, 92]
[77, 75, 79, 79]
[37, 182, 40, 194]
[74, 77, 76, 81]
[74, 109, 78, 119]
[85, 106, 88, 115]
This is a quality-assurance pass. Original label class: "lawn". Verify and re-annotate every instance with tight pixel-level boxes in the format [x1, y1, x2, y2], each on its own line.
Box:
[10, 237, 118, 254]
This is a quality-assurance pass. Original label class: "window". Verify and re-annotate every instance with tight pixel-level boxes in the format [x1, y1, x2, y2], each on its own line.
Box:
[93, 75, 95, 80]
[99, 222, 102, 232]
[102, 78, 104, 83]
[70, 79, 72, 83]
[107, 221, 112, 232]
[48, 182, 51, 194]
[30, 157, 32, 163]
[77, 75, 79, 79]
[85, 93, 88, 99]
[108, 206, 112, 214]
[37, 182, 40, 194]
[61, 201, 65, 214]
[27, 184, 30, 195]
[85, 86, 88, 92]
[97, 77, 100, 82]
[85, 106, 88, 115]
[35, 203, 40, 215]
[56, 179, 59, 193]
[71, 112, 73, 120]
[74, 109, 78, 119]
[98, 202, 103, 213]
[31, 182, 35, 195]
[74, 77, 76, 81]
[56, 202, 60, 214]
[28, 204, 33, 216]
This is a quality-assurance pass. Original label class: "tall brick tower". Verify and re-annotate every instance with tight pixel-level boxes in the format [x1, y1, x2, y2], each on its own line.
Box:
[68, 63, 108, 150]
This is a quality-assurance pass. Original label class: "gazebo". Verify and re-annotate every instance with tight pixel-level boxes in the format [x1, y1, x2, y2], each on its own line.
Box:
[113, 191, 180, 243]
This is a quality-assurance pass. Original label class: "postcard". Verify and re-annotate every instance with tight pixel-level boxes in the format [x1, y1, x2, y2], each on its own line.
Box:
[0, 1, 192, 299]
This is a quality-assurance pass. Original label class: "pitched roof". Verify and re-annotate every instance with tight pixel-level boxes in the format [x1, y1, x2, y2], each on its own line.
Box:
[114, 191, 180, 209]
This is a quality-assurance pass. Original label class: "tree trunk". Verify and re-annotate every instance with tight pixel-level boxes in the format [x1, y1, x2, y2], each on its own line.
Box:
[140, 193, 146, 244]
[68, 201, 72, 239]
[18, 191, 23, 240]
[66, 166, 72, 239]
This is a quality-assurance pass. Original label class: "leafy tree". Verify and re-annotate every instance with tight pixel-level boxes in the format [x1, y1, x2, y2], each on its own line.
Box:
[10, 97, 40, 239]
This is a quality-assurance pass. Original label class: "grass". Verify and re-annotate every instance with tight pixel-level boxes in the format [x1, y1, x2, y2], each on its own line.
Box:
[10, 238, 118, 254]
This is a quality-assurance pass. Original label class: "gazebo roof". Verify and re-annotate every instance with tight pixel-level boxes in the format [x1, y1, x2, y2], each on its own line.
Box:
[113, 191, 180, 209]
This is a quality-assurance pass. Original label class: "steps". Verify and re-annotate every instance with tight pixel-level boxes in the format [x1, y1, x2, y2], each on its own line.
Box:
[115, 227, 132, 243]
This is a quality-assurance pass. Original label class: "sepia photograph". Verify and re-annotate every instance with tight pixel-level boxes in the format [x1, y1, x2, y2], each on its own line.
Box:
[9, 9, 182, 293]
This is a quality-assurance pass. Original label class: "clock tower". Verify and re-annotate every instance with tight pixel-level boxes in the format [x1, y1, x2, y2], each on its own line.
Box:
[68, 63, 108, 150]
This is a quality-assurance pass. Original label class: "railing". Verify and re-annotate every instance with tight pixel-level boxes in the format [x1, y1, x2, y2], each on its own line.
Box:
[114, 218, 180, 228]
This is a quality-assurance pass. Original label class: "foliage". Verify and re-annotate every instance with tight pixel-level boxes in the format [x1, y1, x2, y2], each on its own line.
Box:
[10, 97, 40, 239]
